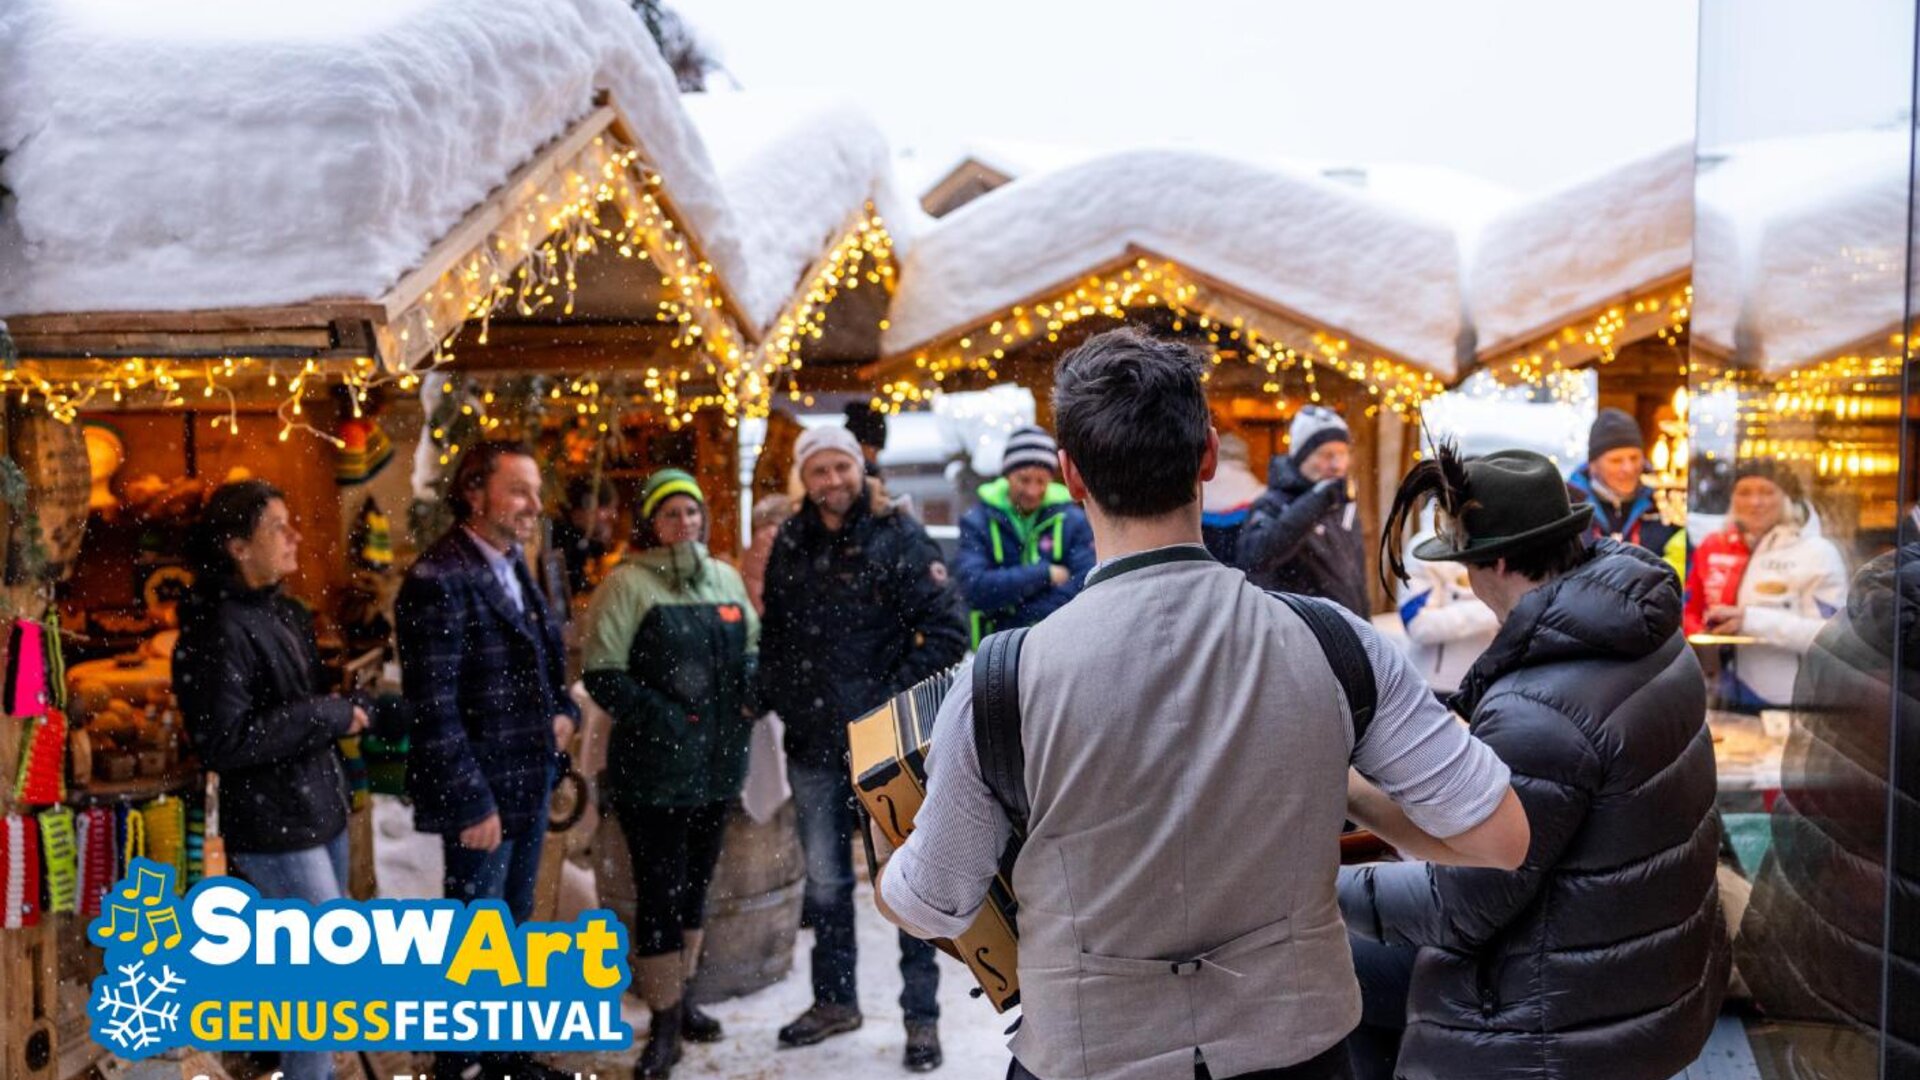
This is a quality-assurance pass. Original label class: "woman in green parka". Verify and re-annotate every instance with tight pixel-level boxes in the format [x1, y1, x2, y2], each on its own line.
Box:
[580, 469, 758, 1079]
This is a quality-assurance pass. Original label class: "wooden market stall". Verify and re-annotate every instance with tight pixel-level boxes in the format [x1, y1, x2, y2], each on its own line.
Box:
[1464, 144, 1696, 514]
[0, 0, 797, 1069]
[855, 149, 1468, 612]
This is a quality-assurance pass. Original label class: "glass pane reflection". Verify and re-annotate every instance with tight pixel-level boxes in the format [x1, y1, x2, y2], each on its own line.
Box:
[1693, 0, 1916, 1074]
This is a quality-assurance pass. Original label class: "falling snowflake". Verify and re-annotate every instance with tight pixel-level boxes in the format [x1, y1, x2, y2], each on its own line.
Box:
[95, 961, 184, 1053]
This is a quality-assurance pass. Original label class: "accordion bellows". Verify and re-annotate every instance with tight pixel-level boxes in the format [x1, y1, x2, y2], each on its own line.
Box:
[849, 668, 1022, 1012]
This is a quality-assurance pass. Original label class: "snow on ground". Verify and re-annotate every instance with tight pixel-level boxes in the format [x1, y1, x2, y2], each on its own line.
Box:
[684, 91, 911, 333]
[882, 149, 1465, 377]
[1693, 129, 1912, 371]
[0, 0, 745, 316]
[1467, 143, 1694, 355]
[373, 795, 1015, 1077]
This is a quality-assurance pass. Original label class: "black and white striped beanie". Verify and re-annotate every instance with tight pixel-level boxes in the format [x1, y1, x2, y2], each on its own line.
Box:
[1000, 425, 1059, 476]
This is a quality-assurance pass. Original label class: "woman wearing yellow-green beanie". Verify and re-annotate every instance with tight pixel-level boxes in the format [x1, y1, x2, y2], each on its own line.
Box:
[580, 468, 758, 1077]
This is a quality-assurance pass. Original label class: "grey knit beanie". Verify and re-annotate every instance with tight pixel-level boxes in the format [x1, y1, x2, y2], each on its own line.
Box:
[1289, 406, 1350, 464]
[1587, 408, 1644, 461]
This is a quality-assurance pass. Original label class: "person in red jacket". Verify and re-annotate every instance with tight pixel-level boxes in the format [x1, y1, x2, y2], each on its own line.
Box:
[1683, 529, 1751, 637]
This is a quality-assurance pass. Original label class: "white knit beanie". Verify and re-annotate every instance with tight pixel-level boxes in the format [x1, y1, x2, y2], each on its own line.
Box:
[795, 424, 864, 473]
[1288, 405, 1351, 464]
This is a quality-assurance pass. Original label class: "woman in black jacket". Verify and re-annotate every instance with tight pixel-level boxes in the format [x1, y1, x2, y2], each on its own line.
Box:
[172, 480, 367, 1080]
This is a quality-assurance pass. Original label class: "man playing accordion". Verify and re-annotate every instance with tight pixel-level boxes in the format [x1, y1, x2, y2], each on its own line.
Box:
[874, 328, 1530, 1080]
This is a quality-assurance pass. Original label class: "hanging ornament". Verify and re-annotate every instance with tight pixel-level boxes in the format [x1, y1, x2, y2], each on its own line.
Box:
[1, 813, 42, 928]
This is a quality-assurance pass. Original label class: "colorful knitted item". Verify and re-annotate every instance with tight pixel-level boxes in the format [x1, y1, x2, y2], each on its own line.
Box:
[39, 807, 76, 914]
[339, 734, 371, 811]
[12, 708, 68, 806]
[140, 796, 184, 896]
[121, 804, 145, 874]
[76, 806, 115, 918]
[184, 805, 206, 888]
[1, 813, 41, 927]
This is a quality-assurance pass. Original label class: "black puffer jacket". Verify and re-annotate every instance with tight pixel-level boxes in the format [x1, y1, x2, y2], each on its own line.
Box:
[759, 483, 968, 768]
[1236, 454, 1368, 615]
[1340, 540, 1729, 1079]
[1737, 546, 1920, 1076]
[173, 579, 356, 854]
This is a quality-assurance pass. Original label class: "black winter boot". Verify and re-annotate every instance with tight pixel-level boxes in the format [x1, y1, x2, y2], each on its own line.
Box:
[681, 1001, 723, 1043]
[638, 1003, 684, 1079]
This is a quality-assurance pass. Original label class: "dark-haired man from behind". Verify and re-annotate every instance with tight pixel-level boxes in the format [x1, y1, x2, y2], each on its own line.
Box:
[876, 327, 1529, 1080]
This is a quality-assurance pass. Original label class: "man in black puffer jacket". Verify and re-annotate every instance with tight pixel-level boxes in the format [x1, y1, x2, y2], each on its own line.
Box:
[1340, 447, 1729, 1080]
[1736, 545, 1920, 1076]
[1237, 405, 1368, 615]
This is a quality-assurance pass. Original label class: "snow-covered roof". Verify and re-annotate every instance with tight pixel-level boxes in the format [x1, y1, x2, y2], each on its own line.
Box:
[883, 149, 1466, 377]
[1468, 144, 1694, 357]
[0, 0, 747, 319]
[683, 92, 906, 333]
[1694, 129, 1911, 373]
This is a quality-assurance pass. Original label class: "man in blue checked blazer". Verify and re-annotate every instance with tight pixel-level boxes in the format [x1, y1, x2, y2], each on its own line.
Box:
[397, 441, 577, 920]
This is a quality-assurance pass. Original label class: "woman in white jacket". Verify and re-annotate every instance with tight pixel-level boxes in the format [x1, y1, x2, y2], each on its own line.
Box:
[1695, 465, 1849, 710]
[1397, 514, 1500, 694]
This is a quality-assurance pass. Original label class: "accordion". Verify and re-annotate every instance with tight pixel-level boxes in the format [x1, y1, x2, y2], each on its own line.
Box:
[848, 667, 1023, 1012]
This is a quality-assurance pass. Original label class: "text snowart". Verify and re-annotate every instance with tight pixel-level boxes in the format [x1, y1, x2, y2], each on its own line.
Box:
[88, 858, 633, 1059]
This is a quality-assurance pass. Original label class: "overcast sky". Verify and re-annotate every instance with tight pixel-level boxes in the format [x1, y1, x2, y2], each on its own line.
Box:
[681, 0, 1701, 195]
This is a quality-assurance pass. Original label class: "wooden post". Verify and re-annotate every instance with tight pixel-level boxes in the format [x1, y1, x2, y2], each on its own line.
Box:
[694, 412, 742, 559]
[0, 917, 59, 1080]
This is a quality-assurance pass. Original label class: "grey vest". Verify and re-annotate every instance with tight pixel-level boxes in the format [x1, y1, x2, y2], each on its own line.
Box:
[1009, 549, 1361, 1080]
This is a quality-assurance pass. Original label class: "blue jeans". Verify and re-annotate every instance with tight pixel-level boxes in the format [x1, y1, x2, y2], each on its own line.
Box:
[1344, 936, 1417, 1080]
[788, 759, 940, 1022]
[440, 794, 550, 923]
[231, 830, 350, 1080]
[437, 793, 551, 1079]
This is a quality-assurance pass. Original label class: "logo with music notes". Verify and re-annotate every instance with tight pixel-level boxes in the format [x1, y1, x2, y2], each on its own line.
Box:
[87, 857, 632, 1061]
[89, 858, 185, 957]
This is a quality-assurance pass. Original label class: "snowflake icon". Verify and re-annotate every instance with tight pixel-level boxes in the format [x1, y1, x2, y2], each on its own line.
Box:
[95, 960, 185, 1054]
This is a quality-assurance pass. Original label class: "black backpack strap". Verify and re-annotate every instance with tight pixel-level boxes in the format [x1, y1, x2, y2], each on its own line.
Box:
[972, 627, 1032, 837]
[1271, 592, 1377, 755]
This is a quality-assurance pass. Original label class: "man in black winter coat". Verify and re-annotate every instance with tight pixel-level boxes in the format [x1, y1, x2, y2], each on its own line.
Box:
[758, 423, 968, 1071]
[1237, 405, 1368, 615]
[1338, 447, 1729, 1080]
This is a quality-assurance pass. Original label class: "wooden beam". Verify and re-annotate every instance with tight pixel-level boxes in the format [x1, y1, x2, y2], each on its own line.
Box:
[863, 243, 1447, 389]
[1470, 271, 1691, 371]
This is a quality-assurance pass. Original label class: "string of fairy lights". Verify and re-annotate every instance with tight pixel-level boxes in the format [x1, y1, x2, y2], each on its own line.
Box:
[1477, 283, 1694, 396]
[5, 180, 900, 449]
[872, 258, 1448, 418]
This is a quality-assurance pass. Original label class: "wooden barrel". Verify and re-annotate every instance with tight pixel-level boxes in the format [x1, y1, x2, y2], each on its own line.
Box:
[591, 798, 805, 1004]
[689, 799, 804, 1003]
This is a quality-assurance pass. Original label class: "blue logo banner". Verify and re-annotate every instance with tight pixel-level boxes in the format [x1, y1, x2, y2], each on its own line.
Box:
[88, 858, 633, 1059]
